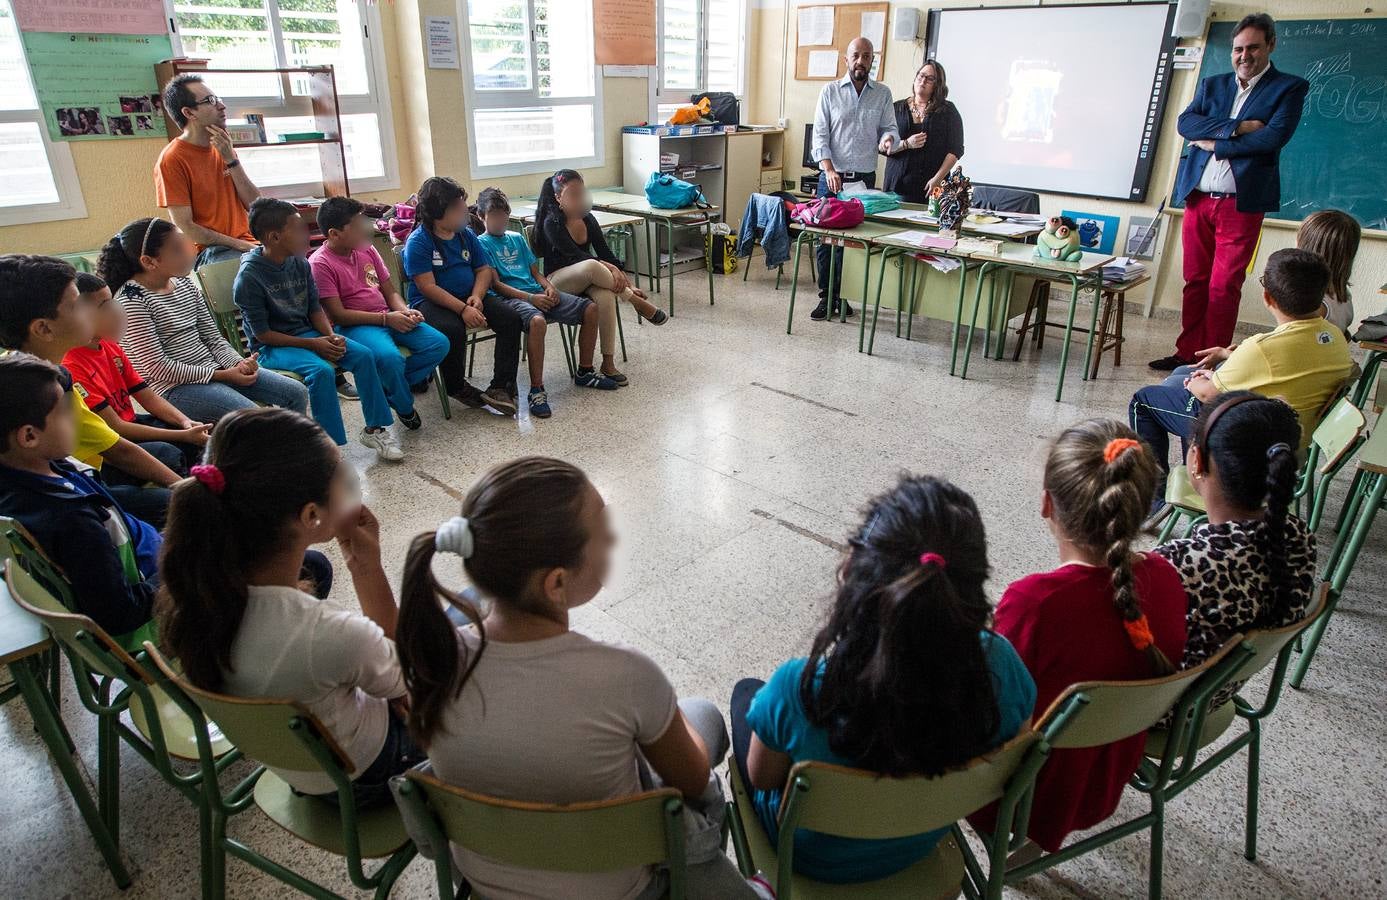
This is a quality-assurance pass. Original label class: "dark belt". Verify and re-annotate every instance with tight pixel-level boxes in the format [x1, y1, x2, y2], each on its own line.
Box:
[1198, 190, 1235, 200]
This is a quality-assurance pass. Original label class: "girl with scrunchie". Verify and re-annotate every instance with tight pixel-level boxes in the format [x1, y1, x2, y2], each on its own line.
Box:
[979, 419, 1187, 857]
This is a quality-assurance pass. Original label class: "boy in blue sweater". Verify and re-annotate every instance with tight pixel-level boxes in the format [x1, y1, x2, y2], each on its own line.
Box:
[0, 352, 161, 650]
[233, 198, 403, 460]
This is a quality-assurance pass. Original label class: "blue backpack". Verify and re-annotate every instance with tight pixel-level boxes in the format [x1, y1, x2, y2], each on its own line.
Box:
[644, 172, 710, 210]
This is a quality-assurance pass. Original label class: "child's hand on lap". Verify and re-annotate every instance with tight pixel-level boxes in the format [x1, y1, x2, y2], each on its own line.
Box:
[462, 306, 487, 329]
[530, 292, 557, 311]
[178, 422, 213, 446]
[311, 335, 346, 362]
[335, 504, 382, 571]
[237, 352, 260, 375]
[384, 310, 417, 333]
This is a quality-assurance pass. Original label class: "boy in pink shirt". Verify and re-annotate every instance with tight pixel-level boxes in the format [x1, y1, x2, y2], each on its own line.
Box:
[309, 197, 449, 430]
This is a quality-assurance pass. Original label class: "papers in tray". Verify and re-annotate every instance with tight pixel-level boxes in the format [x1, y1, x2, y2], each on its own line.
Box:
[1102, 256, 1148, 283]
[916, 255, 962, 273]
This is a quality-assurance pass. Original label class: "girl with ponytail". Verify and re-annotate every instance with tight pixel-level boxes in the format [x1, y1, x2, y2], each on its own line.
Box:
[1156, 391, 1312, 697]
[97, 217, 309, 424]
[730, 474, 1036, 884]
[395, 457, 771, 899]
[534, 169, 667, 388]
[991, 418, 1187, 854]
[156, 407, 420, 807]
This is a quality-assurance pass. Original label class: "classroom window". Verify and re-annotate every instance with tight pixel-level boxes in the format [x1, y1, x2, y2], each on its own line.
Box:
[655, 0, 746, 123]
[0, 0, 87, 226]
[170, 0, 398, 194]
[461, 0, 602, 178]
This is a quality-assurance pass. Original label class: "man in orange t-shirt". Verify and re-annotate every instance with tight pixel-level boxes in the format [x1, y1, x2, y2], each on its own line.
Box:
[154, 74, 260, 269]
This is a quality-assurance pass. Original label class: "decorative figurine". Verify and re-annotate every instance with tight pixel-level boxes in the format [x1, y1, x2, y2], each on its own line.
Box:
[1035, 215, 1084, 262]
[930, 166, 971, 234]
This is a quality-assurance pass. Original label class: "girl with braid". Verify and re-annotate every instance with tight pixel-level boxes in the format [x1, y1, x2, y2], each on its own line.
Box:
[1156, 392, 1313, 701]
[990, 419, 1187, 854]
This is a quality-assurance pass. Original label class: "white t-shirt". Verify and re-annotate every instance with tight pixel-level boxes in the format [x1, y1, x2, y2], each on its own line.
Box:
[222, 585, 406, 794]
[427, 629, 679, 900]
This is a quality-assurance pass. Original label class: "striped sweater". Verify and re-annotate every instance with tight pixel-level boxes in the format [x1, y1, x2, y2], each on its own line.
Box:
[117, 277, 245, 395]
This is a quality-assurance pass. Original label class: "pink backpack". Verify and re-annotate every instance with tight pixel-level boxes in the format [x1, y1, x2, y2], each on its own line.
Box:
[792, 196, 865, 229]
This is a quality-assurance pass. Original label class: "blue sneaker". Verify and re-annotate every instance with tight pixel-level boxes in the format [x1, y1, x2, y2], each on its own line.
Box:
[528, 387, 553, 418]
[574, 368, 619, 390]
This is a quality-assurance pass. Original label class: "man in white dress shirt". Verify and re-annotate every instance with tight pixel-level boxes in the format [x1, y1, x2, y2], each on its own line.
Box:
[808, 37, 898, 322]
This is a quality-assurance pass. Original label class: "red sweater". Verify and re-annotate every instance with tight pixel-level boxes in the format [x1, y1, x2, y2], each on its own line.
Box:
[993, 555, 1187, 852]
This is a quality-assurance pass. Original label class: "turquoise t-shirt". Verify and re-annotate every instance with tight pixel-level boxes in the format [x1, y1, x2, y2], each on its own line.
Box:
[746, 631, 1036, 884]
[478, 230, 542, 294]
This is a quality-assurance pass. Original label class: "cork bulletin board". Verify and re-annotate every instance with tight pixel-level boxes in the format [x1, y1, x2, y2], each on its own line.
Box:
[794, 2, 890, 81]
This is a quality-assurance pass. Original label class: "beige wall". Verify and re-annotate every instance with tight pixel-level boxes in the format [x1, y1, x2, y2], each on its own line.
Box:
[749, 0, 1387, 327]
[1, 0, 649, 256]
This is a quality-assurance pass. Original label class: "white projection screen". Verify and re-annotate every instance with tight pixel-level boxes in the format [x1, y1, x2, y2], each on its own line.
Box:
[926, 3, 1178, 200]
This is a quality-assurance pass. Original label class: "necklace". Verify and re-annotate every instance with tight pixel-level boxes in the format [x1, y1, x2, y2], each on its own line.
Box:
[909, 98, 929, 123]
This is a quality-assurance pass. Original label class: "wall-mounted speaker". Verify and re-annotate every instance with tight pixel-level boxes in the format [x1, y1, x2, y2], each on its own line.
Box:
[1171, 0, 1211, 38]
[893, 8, 922, 42]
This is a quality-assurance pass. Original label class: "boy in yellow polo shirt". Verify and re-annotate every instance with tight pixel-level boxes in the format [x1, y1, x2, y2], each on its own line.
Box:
[0, 255, 180, 526]
[1130, 248, 1353, 506]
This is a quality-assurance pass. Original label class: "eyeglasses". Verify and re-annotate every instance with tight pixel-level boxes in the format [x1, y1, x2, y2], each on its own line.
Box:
[919, 75, 938, 83]
[193, 94, 222, 107]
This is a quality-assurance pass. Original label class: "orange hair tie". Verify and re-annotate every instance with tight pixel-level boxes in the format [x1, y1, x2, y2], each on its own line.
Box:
[1103, 438, 1142, 464]
[1123, 614, 1154, 651]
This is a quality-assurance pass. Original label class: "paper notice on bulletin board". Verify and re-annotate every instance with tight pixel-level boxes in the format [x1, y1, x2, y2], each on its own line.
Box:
[23, 31, 174, 141]
[12, 0, 166, 35]
[593, 0, 656, 65]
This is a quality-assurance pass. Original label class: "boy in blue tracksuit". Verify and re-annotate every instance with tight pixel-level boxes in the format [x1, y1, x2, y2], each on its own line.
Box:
[233, 198, 404, 461]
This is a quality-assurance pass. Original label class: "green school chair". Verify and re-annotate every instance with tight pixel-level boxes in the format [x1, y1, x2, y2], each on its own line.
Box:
[963, 637, 1248, 900]
[4, 561, 238, 884]
[1156, 394, 1368, 542]
[1292, 423, 1387, 688]
[727, 731, 1047, 900]
[523, 223, 625, 364]
[143, 643, 417, 900]
[394, 768, 691, 900]
[1145, 586, 1330, 862]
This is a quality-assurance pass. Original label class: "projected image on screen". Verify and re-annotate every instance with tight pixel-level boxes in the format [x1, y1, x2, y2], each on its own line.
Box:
[928, 3, 1176, 200]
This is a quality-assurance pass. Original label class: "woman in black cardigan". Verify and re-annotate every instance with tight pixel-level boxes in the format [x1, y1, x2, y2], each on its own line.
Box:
[882, 60, 965, 204]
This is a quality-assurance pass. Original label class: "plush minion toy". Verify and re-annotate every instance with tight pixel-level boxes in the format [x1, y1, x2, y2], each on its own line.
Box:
[1035, 216, 1083, 262]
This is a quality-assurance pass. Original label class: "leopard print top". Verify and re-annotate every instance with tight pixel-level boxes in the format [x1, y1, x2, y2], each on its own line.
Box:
[1155, 516, 1315, 698]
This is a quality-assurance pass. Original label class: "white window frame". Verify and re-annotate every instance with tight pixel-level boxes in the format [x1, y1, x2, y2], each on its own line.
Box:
[166, 0, 399, 196]
[458, 0, 605, 180]
[0, 0, 87, 226]
[653, 0, 749, 121]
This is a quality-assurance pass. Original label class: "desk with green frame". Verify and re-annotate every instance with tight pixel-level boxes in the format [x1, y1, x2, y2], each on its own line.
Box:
[864, 204, 1045, 242]
[955, 243, 1114, 402]
[859, 232, 985, 358]
[784, 220, 908, 333]
[591, 197, 719, 316]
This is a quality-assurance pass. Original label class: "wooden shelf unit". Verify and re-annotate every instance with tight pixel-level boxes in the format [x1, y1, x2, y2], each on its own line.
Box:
[725, 128, 785, 230]
[153, 61, 350, 197]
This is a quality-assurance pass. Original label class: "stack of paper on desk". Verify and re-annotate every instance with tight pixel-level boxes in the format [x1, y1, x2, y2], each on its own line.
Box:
[1102, 257, 1147, 283]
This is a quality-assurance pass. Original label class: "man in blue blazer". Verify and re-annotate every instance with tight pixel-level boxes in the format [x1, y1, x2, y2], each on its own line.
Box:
[1151, 13, 1309, 370]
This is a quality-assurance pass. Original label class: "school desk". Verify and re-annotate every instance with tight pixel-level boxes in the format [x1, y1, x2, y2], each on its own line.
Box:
[0, 565, 131, 887]
[956, 243, 1114, 402]
[865, 205, 1045, 241]
[784, 220, 906, 333]
[596, 197, 720, 316]
[859, 232, 982, 357]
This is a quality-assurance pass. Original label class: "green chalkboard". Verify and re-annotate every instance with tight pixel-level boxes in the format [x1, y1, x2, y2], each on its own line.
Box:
[1193, 17, 1387, 229]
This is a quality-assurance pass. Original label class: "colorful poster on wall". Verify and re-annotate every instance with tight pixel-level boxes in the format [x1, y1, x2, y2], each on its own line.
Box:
[22, 31, 173, 141]
[12, 0, 166, 36]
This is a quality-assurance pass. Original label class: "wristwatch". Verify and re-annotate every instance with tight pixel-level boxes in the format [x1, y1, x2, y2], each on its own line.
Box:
[224, 158, 241, 171]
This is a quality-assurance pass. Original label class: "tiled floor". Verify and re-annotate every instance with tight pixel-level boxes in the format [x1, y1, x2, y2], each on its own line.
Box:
[3, 262, 1384, 898]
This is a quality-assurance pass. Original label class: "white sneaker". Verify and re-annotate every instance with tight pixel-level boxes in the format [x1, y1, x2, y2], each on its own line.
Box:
[360, 427, 404, 461]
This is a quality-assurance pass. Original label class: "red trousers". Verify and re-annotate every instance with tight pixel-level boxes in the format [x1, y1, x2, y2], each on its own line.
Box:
[1176, 192, 1264, 360]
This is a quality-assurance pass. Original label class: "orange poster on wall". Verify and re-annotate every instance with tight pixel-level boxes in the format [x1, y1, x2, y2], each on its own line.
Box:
[593, 0, 656, 66]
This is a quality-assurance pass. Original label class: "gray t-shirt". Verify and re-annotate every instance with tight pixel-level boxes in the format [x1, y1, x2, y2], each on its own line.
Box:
[222, 585, 405, 794]
[427, 629, 679, 900]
